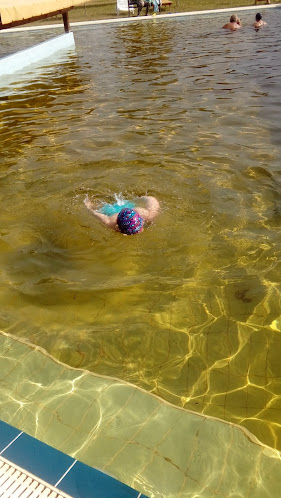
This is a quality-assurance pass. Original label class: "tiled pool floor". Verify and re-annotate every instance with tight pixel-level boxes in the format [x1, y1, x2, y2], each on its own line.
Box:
[0, 420, 147, 498]
[1, 333, 281, 497]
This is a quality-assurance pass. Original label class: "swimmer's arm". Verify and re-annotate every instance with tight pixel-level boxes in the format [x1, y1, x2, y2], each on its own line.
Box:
[91, 211, 117, 229]
[84, 198, 116, 229]
[137, 196, 160, 222]
[143, 196, 160, 213]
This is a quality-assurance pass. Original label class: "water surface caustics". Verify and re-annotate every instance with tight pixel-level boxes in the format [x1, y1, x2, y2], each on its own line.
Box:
[1, 9, 281, 455]
[1, 332, 281, 498]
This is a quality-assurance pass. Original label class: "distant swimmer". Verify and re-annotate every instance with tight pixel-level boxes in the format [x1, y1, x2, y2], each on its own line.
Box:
[254, 13, 267, 29]
[84, 195, 160, 235]
[222, 14, 242, 31]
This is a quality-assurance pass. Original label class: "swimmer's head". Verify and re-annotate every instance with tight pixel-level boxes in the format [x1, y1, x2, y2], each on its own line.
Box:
[230, 14, 239, 22]
[117, 208, 144, 235]
[256, 13, 262, 21]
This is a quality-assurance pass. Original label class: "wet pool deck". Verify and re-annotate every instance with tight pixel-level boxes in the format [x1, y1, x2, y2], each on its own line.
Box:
[0, 420, 147, 498]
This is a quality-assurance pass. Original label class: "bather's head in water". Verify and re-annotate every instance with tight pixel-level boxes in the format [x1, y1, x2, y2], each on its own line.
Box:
[253, 12, 267, 29]
[117, 208, 144, 235]
[222, 13, 241, 30]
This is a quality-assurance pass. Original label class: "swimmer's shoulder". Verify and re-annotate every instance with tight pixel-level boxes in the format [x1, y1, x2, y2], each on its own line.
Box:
[136, 196, 160, 222]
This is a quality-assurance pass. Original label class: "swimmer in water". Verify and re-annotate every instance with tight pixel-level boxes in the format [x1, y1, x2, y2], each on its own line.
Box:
[253, 13, 267, 29]
[222, 14, 242, 31]
[84, 195, 160, 235]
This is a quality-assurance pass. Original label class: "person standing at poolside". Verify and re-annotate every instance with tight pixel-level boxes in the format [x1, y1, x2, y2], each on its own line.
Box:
[136, 0, 151, 16]
[254, 13, 267, 29]
[254, 0, 270, 5]
[222, 14, 242, 31]
[84, 195, 160, 235]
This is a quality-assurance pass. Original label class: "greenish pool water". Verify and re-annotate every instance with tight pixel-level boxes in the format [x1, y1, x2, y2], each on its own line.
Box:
[1, 8, 281, 456]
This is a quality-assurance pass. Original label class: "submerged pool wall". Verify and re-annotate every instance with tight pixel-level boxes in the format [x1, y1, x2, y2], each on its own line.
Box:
[0, 32, 75, 76]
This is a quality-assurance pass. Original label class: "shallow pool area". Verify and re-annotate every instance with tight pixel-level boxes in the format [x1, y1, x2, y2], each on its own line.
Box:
[2, 331, 281, 497]
[1, 7, 281, 496]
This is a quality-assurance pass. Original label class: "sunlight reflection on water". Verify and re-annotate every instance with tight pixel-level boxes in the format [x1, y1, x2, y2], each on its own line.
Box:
[1, 8, 281, 452]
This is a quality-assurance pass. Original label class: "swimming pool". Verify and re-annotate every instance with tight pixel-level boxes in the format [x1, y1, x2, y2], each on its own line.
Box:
[1, 7, 281, 495]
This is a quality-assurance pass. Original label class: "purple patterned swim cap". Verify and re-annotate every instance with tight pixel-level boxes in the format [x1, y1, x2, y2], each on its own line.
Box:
[117, 208, 144, 235]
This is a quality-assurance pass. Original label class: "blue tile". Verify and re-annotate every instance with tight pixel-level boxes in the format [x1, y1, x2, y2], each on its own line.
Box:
[0, 422, 148, 497]
[0, 420, 21, 452]
[2, 432, 74, 486]
[59, 460, 140, 498]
